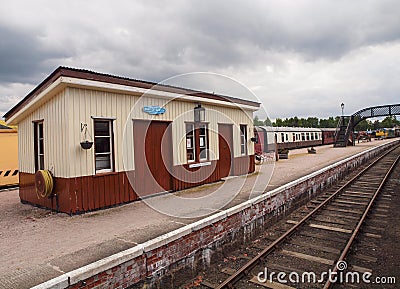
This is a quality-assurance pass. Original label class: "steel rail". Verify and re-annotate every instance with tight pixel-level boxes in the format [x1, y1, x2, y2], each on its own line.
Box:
[215, 144, 400, 289]
[323, 151, 400, 289]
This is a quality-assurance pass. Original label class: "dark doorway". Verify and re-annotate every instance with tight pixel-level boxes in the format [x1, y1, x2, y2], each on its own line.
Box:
[218, 124, 233, 178]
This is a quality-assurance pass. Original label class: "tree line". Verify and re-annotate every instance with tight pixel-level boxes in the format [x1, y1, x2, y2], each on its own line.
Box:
[254, 115, 400, 130]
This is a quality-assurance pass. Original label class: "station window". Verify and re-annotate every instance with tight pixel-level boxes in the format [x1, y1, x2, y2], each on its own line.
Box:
[240, 125, 247, 155]
[186, 123, 209, 162]
[94, 119, 114, 173]
[199, 124, 208, 160]
[34, 121, 44, 171]
[186, 123, 195, 162]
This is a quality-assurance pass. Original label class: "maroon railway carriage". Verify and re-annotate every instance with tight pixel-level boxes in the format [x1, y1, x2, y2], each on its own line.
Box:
[321, 128, 336, 145]
[254, 126, 324, 154]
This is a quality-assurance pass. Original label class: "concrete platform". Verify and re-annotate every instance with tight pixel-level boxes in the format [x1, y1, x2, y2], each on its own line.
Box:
[0, 138, 397, 288]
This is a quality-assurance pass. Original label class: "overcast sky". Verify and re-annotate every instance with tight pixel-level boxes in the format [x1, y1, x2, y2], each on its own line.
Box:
[1, 0, 399, 120]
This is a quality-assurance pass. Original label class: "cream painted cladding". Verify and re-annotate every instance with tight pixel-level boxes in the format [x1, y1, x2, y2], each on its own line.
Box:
[18, 90, 69, 176]
[67, 87, 254, 178]
[17, 85, 253, 178]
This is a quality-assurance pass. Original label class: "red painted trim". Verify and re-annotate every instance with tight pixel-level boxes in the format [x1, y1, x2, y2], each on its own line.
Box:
[19, 155, 255, 214]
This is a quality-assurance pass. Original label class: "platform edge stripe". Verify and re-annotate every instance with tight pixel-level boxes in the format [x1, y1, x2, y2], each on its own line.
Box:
[190, 210, 227, 232]
[29, 274, 69, 289]
[142, 225, 194, 252]
[30, 245, 144, 289]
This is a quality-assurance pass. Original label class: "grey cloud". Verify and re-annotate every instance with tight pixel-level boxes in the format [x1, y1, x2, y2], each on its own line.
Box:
[178, 0, 400, 62]
[1, 0, 400, 119]
[0, 25, 71, 83]
[0, 94, 23, 118]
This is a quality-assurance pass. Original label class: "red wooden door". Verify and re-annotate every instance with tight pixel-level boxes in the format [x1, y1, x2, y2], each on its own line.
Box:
[218, 124, 233, 178]
[134, 120, 172, 197]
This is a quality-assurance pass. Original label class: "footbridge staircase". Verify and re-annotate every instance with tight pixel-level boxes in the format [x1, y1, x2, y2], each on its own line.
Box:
[334, 104, 400, 147]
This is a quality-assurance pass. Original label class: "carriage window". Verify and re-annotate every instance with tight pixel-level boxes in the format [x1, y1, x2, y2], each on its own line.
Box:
[306, 133, 310, 141]
[286, 134, 289, 141]
[281, 133, 285, 143]
[94, 120, 114, 173]
[34, 121, 44, 171]
[240, 125, 247, 155]
[301, 133, 305, 141]
[186, 123, 195, 162]
[311, 133, 314, 140]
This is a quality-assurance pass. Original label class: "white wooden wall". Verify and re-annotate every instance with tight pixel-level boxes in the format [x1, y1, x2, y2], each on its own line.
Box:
[18, 86, 254, 178]
[18, 90, 69, 176]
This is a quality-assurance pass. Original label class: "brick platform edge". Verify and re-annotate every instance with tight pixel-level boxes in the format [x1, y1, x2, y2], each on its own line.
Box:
[32, 140, 399, 289]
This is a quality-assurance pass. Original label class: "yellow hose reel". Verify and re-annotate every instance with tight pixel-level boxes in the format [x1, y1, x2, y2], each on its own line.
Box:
[35, 170, 54, 198]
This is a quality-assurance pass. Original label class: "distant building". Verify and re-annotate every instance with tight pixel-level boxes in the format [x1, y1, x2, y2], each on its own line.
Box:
[4, 67, 259, 214]
[0, 121, 18, 187]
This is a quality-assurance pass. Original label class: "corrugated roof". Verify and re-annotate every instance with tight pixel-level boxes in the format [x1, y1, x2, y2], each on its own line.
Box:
[4, 66, 260, 121]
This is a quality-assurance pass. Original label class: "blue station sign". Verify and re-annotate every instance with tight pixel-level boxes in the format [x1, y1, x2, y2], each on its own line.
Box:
[143, 106, 166, 115]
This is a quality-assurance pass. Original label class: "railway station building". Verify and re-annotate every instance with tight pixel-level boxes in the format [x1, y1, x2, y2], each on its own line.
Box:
[4, 67, 259, 214]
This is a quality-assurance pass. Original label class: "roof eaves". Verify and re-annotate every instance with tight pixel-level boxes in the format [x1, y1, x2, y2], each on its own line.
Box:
[4, 67, 260, 121]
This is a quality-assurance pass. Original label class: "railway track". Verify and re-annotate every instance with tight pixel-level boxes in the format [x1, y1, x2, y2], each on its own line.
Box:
[187, 145, 400, 289]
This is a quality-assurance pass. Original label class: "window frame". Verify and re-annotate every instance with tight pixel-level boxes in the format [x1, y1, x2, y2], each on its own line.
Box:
[199, 123, 208, 161]
[240, 124, 248, 155]
[93, 119, 115, 174]
[33, 120, 45, 171]
[185, 123, 196, 163]
[185, 122, 209, 163]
